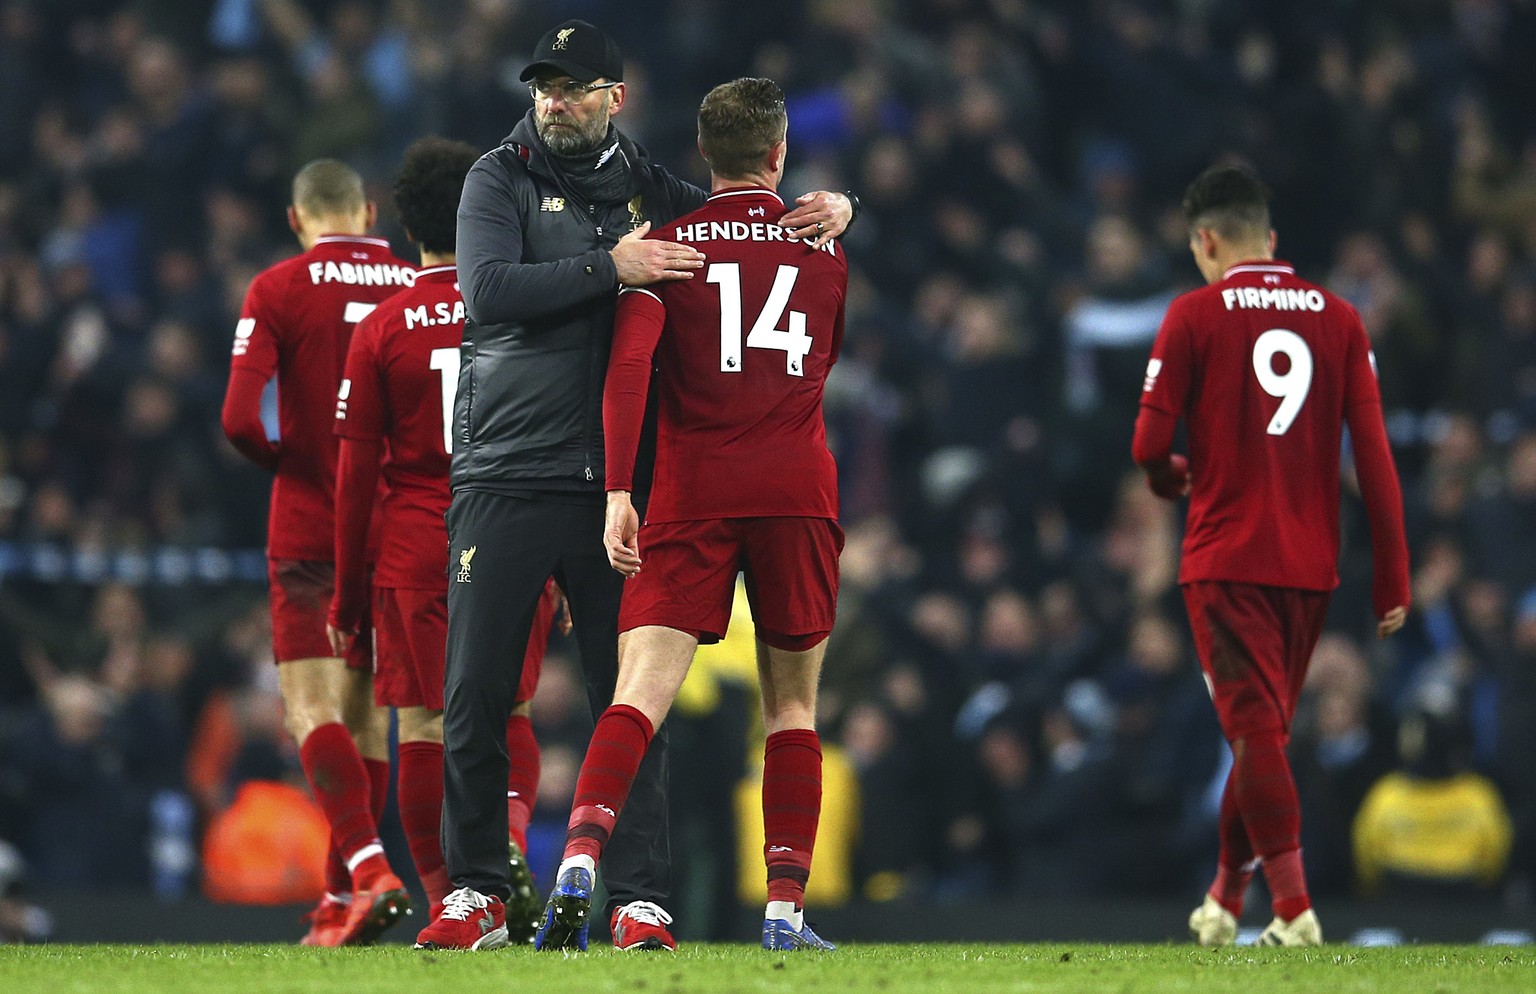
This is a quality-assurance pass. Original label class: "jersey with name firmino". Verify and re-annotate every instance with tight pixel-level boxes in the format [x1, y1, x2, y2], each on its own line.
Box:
[1139, 261, 1383, 591]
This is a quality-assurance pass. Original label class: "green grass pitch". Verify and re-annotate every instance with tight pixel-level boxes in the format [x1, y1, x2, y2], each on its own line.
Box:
[2, 944, 1533, 994]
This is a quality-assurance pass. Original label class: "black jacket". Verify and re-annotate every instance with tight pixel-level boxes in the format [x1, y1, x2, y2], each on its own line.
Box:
[451, 112, 705, 495]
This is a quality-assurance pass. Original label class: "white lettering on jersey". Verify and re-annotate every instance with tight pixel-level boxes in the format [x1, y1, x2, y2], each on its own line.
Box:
[231, 317, 256, 357]
[1143, 358, 1162, 393]
[404, 300, 466, 330]
[1220, 287, 1325, 312]
[308, 260, 417, 287]
[673, 221, 837, 256]
[335, 378, 351, 420]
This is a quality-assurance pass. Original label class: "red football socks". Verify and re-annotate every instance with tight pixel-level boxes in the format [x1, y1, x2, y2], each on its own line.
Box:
[364, 756, 390, 827]
[564, 704, 654, 862]
[1231, 733, 1311, 920]
[1210, 768, 1256, 915]
[763, 728, 822, 906]
[299, 722, 388, 887]
[397, 741, 451, 907]
[506, 714, 540, 853]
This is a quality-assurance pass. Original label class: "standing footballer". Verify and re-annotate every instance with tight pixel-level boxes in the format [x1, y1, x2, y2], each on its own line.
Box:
[1132, 165, 1411, 947]
[220, 160, 415, 944]
[535, 77, 846, 953]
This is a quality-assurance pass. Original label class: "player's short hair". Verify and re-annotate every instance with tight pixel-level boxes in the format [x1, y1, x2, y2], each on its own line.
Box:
[698, 77, 788, 180]
[291, 159, 366, 216]
[1182, 164, 1272, 242]
[393, 137, 480, 255]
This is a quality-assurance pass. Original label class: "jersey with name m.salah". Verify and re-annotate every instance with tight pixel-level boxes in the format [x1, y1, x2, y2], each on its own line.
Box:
[230, 235, 416, 559]
[1139, 261, 1384, 591]
[334, 266, 462, 589]
[605, 187, 847, 523]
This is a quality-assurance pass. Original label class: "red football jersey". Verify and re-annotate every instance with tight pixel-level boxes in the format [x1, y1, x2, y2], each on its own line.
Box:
[229, 235, 416, 559]
[1140, 261, 1387, 590]
[334, 265, 462, 589]
[605, 187, 847, 522]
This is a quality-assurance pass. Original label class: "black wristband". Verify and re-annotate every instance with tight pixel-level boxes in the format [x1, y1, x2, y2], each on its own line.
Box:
[842, 189, 862, 226]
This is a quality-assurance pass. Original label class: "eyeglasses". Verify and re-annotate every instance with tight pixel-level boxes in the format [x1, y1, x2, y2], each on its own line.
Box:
[528, 79, 619, 103]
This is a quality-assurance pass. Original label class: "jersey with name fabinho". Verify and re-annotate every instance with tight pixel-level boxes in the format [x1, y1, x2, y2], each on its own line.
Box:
[1139, 260, 1384, 591]
[334, 265, 462, 589]
[605, 187, 847, 523]
[230, 235, 416, 559]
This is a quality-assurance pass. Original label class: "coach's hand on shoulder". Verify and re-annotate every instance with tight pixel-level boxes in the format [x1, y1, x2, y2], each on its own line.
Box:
[611, 222, 705, 286]
[604, 490, 642, 578]
[781, 192, 851, 250]
[1376, 606, 1408, 639]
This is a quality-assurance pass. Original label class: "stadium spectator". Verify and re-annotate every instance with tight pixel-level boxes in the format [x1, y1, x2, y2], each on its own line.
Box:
[1353, 689, 1513, 898]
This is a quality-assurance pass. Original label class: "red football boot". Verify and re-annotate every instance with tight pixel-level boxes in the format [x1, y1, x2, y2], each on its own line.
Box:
[299, 893, 351, 947]
[337, 870, 411, 946]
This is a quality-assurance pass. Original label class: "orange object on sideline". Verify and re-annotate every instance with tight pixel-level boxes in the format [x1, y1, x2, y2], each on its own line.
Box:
[202, 780, 330, 905]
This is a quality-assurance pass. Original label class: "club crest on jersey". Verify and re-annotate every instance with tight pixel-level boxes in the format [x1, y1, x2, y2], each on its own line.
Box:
[541, 197, 566, 213]
[748, 206, 765, 217]
[553, 27, 575, 50]
[457, 545, 476, 583]
[627, 195, 645, 231]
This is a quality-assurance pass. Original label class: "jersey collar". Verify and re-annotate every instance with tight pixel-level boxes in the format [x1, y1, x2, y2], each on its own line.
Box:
[1223, 260, 1295, 280]
[415, 264, 457, 282]
[706, 186, 784, 207]
[314, 234, 393, 249]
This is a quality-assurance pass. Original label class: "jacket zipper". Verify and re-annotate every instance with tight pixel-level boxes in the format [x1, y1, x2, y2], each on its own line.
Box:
[583, 201, 602, 483]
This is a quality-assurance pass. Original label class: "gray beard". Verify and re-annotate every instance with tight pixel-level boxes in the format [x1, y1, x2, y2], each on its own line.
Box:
[536, 114, 608, 156]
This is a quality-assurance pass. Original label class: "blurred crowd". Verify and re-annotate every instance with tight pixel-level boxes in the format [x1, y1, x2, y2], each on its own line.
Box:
[3, 0, 1536, 933]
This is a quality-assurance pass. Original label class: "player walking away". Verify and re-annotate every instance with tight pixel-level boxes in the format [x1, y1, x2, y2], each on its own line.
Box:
[323, 138, 564, 950]
[441, 19, 855, 953]
[220, 160, 414, 945]
[535, 77, 847, 954]
[1133, 165, 1411, 948]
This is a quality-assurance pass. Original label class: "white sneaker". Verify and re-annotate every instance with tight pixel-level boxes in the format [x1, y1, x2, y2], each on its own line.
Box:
[1188, 895, 1238, 947]
[1258, 908, 1323, 947]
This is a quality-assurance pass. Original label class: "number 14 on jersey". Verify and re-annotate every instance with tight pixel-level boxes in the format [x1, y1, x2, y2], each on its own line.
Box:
[708, 262, 813, 377]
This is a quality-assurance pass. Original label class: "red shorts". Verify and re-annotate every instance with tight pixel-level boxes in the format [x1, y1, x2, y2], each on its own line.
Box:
[619, 517, 843, 650]
[1182, 580, 1330, 740]
[372, 580, 557, 709]
[268, 559, 371, 670]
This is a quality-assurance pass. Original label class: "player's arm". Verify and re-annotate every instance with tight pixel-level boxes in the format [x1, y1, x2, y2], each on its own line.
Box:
[1131, 302, 1193, 499]
[328, 436, 383, 654]
[220, 279, 280, 471]
[327, 327, 386, 653]
[602, 288, 666, 576]
[1343, 323, 1411, 637]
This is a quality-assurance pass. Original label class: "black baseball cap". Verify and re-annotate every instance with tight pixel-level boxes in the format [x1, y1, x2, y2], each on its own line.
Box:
[519, 20, 623, 84]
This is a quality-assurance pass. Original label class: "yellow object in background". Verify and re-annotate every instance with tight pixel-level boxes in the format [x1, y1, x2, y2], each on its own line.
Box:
[735, 743, 860, 907]
[1352, 771, 1513, 892]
